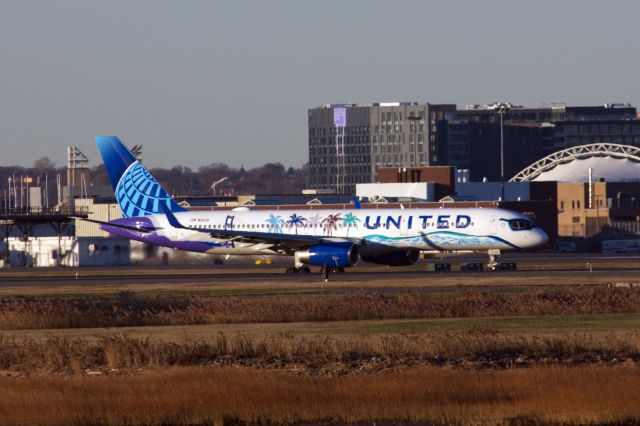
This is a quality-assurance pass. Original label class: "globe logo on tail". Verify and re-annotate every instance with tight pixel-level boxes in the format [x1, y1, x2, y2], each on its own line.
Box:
[115, 162, 177, 217]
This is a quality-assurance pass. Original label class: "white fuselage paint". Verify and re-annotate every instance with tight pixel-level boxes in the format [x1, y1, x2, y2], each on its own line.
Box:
[137, 207, 548, 256]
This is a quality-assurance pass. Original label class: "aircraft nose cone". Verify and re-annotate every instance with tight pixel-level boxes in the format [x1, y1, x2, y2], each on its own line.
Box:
[532, 228, 548, 247]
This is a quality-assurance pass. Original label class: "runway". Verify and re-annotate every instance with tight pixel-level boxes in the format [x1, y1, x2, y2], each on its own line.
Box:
[0, 267, 640, 287]
[433, 251, 640, 263]
[0, 251, 637, 297]
[0, 264, 639, 297]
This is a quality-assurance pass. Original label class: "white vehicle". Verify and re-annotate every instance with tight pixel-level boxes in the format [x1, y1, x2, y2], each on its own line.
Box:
[87, 137, 548, 279]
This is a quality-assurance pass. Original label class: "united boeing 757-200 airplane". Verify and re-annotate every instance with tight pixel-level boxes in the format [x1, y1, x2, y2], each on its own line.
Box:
[88, 136, 548, 279]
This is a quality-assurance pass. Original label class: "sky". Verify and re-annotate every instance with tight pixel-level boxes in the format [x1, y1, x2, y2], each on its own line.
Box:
[1, 0, 639, 170]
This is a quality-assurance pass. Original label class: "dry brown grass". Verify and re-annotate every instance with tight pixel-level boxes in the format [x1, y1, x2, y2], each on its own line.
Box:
[1, 330, 639, 375]
[0, 365, 639, 425]
[1, 287, 640, 330]
[1, 270, 639, 299]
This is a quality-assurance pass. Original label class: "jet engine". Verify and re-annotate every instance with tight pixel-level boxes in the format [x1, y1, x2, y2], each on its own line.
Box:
[360, 250, 420, 266]
[296, 244, 359, 268]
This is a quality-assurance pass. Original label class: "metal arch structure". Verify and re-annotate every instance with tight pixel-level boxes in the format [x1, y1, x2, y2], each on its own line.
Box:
[509, 143, 640, 182]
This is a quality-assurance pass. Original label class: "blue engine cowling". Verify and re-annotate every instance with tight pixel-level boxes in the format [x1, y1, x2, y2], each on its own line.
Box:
[360, 250, 420, 266]
[297, 244, 359, 268]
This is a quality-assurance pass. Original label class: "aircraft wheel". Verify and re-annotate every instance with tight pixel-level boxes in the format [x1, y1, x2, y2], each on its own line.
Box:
[300, 266, 311, 274]
[320, 265, 330, 281]
[285, 267, 299, 274]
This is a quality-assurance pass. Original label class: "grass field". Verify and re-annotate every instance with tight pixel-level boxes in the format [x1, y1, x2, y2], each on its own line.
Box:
[2, 328, 640, 376]
[1, 287, 639, 330]
[3, 313, 640, 343]
[2, 267, 640, 425]
[1, 365, 640, 425]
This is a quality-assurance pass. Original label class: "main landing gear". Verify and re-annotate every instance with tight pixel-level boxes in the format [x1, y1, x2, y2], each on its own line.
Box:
[320, 263, 344, 282]
[285, 264, 345, 281]
[319, 264, 345, 282]
[285, 266, 311, 274]
[322, 264, 330, 282]
[289, 251, 345, 281]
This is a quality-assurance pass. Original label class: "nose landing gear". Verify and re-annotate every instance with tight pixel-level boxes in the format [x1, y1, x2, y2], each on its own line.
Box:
[484, 249, 517, 271]
[487, 249, 501, 271]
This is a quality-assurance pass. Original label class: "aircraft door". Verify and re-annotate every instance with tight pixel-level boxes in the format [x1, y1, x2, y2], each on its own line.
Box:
[400, 216, 409, 237]
[489, 217, 498, 235]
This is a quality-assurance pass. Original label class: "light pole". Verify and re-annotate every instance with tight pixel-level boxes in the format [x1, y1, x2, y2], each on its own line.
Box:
[211, 177, 228, 197]
[488, 102, 512, 200]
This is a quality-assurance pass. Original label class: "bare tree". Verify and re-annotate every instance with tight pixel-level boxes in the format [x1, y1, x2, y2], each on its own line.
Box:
[33, 157, 56, 175]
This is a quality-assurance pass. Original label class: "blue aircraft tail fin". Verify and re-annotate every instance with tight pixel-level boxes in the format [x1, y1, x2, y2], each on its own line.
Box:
[95, 136, 187, 218]
[353, 196, 361, 209]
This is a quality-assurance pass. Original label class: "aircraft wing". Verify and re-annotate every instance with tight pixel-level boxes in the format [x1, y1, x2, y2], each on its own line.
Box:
[201, 228, 358, 253]
[160, 204, 361, 254]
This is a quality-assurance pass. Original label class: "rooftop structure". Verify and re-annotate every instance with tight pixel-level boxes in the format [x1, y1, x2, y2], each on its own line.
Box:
[511, 143, 640, 183]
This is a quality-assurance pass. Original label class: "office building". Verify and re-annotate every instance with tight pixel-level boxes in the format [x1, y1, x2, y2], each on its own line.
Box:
[310, 102, 640, 191]
[441, 103, 640, 181]
[308, 102, 455, 193]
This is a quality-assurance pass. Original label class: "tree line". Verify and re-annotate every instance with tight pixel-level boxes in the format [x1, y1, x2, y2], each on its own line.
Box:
[0, 157, 309, 207]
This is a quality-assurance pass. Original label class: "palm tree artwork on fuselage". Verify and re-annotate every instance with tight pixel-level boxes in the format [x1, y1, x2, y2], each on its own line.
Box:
[306, 214, 323, 235]
[321, 213, 342, 236]
[341, 212, 361, 236]
[286, 213, 306, 234]
[265, 214, 285, 233]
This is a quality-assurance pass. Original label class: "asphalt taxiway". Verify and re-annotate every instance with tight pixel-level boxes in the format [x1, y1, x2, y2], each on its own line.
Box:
[0, 268, 638, 287]
[0, 252, 638, 295]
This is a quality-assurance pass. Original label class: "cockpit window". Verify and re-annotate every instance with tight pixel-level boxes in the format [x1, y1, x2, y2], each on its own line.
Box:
[509, 219, 535, 231]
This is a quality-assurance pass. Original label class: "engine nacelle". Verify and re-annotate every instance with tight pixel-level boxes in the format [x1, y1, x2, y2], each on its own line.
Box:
[296, 244, 359, 268]
[360, 250, 420, 266]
